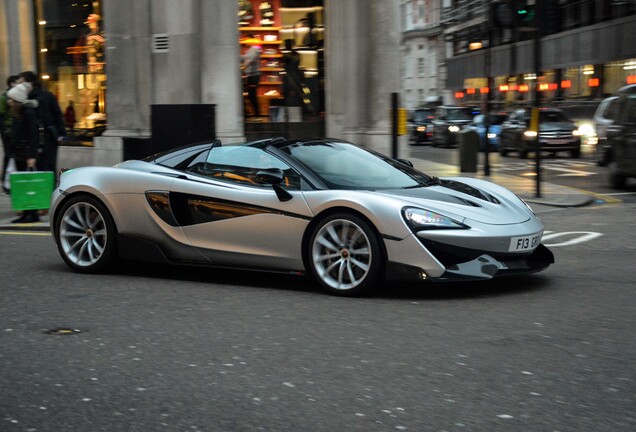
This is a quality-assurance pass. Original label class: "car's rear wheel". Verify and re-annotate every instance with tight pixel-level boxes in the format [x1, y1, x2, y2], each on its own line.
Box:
[308, 214, 383, 296]
[609, 162, 627, 189]
[55, 195, 117, 273]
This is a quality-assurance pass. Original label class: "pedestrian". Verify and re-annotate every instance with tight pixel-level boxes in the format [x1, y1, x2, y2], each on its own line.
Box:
[240, 35, 263, 117]
[0, 75, 20, 193]
[19, 71, 65, 172]
[64, 100, 76, 138]
[7, 82, 41, 223]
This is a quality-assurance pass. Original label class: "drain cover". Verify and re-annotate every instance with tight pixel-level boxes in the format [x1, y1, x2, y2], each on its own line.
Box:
[45, 328, 81, 335]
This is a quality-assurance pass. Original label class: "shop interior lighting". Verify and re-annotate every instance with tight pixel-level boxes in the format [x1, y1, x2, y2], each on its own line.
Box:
[524, 73, 537, 80]
[623, 60, 636, 70]
[627, 75, 636, 84]
[480, 87, 489, 94]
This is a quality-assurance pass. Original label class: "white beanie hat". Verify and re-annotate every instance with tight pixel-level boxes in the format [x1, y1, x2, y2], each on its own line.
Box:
[7, 83, 30, 104]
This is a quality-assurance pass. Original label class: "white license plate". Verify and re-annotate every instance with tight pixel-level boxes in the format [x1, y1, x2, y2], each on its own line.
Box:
[544, 139, 570, 145]
[509, 232, 543, 252]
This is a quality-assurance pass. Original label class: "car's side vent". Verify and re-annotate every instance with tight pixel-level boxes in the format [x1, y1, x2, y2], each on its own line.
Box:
[152, 34, 170, 53]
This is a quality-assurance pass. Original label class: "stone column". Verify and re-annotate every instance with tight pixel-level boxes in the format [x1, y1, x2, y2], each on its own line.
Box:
[0, 0, 37, 81]
[325, 0, 402, 153]
[199, 0, 245, 143]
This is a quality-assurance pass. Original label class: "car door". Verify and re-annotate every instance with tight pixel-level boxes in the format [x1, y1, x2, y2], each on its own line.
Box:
[169, 146, 314, 271]
[501, 111, 520, 149]
[615, 96, 636, 175]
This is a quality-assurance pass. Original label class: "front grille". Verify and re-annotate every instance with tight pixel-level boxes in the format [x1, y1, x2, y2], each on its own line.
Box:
[539, 131, 573, 139]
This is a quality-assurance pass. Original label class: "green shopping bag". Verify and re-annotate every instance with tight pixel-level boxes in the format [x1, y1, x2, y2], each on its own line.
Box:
[10, 171, 55, 211]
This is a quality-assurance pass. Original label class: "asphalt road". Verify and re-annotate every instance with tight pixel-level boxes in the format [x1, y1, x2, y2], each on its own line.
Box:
[1, 197, 635, 431]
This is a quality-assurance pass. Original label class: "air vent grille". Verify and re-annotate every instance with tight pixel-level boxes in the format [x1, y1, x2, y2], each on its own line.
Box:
[152, 34, 169, 53]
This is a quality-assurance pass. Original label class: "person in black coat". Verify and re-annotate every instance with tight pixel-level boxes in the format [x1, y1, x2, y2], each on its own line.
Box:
[19, 71, 65, 172]
[7, 82, 41, 223]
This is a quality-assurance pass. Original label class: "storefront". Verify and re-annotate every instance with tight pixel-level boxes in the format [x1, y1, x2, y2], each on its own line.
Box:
[33, 0, 106, 144]
[238, 0, 325, 133]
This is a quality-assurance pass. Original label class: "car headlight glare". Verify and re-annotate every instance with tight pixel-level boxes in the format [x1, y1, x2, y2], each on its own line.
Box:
[403, 207, 467, 231]
[572, 129, 582, 136]
[524, 130, 538, 138]
[416, 126, 426, 132]
[487, 133, 497, 139]
[448, 125, 460, 133]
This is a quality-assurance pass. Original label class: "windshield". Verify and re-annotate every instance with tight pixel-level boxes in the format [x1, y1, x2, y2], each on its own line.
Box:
[280, 141, 432, 190]
[446, 108, 475, 121]
[413, 110, 434, 123]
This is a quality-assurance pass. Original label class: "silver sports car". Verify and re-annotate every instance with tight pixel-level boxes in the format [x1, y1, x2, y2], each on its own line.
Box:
[51, 138, 554, 296]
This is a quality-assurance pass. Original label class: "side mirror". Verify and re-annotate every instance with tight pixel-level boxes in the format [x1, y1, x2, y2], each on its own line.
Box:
[255, 168, 285, 185]
[256, 168, 292, 202]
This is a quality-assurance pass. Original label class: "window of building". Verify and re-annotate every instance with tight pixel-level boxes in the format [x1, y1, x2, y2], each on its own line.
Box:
[418, 58, 425, 76]
[34, 0, 106, 144]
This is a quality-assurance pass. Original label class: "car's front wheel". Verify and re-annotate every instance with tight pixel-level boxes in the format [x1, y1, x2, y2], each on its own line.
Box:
[55, 195, 117, 273]
[308, 214, 384, 296]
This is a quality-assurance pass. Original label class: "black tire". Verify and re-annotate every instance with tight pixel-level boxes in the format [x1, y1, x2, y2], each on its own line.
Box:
[307, 213, 384, 296]
[55, 194, 118, 273]
[609, 162, 627, 189]
[519, 149, 528, 159]
[570, 148, 580, 158]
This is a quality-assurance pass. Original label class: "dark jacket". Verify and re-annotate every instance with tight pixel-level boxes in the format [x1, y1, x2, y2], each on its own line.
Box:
[11, 106, 40, 160]
[29, 87, 65, 138]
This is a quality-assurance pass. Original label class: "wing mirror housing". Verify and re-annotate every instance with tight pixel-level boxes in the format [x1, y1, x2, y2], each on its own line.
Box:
[256, 168, 292, 202]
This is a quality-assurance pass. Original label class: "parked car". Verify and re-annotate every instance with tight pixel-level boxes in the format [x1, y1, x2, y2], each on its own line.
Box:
[50, 137, 553, 297]
[594, 95, 619, 166]
[431, 106, 478, 148]
[469, 112, 508, 151]
[605, 85, 636, 188]
[408, 108, 435, 145]
[499, 107, 582, 158]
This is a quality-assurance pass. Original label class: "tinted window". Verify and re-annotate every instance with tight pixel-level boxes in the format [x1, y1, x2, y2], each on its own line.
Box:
[281, 141, 432, 190]
[446, 108, 474, 121]
[199, 146, 301, 189]
[413, 110, 434, 123]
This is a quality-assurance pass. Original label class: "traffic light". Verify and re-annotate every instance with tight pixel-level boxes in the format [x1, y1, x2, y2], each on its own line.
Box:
[516, 0, 536, 25]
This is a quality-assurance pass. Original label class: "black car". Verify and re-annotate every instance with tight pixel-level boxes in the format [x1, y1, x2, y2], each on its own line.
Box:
[431, 106, 478, 148]
[606, 85, 636, 188]
[499, 108, 582, 159]
[408, 108, 435, 145]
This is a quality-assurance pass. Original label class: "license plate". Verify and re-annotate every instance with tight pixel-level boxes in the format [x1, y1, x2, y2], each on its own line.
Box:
[509, 232, 542, 252]
[544, 138, 570, 145]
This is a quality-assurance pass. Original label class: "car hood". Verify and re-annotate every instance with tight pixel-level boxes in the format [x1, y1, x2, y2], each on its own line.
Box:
[378, 178, 531, 225]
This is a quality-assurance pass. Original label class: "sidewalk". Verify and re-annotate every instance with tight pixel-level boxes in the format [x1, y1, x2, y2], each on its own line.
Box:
[0, 158, 597, 233]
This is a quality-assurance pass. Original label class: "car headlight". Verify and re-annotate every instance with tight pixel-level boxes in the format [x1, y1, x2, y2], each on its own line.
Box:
[448, 125, 460, 133]
[403, 207, 468, 231]
[416, 125, 426, 132]
[523, 130, 538, 138]
[572, 129, 582, 136]
[576, 122, 594, 136]
[487, 133, 497, 139]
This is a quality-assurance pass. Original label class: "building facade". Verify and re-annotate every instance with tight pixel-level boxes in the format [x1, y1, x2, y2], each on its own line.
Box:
[442, 0, 636, 110]
[400, 0, 446, 108]
[0, 0, 404, 167]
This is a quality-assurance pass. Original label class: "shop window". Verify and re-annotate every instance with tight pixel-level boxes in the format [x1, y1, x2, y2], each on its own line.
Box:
[34, 0, 106, 144]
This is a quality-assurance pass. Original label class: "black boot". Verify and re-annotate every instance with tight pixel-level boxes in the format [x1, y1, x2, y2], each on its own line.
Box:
[21, 211, 40, 223]
[11, 213, 28, 223]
